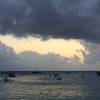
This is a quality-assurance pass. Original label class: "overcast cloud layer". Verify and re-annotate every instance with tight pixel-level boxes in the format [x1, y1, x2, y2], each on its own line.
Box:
[0, 0, 100, 42]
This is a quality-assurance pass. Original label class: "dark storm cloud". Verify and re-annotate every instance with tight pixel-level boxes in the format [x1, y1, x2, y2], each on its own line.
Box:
[0, 0, 100, 42]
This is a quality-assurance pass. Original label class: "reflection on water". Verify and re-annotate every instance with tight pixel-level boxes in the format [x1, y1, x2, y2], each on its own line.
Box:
[0, 72, 100, 100]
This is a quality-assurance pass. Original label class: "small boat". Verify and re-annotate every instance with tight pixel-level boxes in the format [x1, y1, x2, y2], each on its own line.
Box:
[57, 77, 62, 80]
[3, 75, 9, 82]
[8, 72, 16, 77]
[53, 73, 59, 77]
[81, 74, 84, 78]
[96, 71, 100, 76]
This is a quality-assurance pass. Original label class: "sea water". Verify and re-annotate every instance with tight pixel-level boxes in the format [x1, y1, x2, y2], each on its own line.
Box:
[0, 72, 100, 100]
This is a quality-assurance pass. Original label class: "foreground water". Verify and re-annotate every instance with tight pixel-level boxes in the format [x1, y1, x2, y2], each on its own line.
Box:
[0, 72, 100, 100]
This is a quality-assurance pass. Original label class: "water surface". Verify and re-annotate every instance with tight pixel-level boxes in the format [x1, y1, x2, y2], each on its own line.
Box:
[0, 72, 100, 100]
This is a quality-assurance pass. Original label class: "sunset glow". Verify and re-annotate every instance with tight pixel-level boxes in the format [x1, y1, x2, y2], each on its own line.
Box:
[0, 35, 86, 63]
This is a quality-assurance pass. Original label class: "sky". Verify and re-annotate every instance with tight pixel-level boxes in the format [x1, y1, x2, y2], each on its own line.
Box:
[0, 0, 100, 71]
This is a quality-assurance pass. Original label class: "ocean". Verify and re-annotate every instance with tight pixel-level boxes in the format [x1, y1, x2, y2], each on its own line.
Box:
[0, 71, 100, 100]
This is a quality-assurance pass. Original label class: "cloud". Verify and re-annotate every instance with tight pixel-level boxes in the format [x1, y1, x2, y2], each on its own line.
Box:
[0, 41, 83, 71]
[0, 41, 18, 70]
[0, 41, 100, 71]
[82, 42, 100, 65]
[0, 0, 100, 43]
